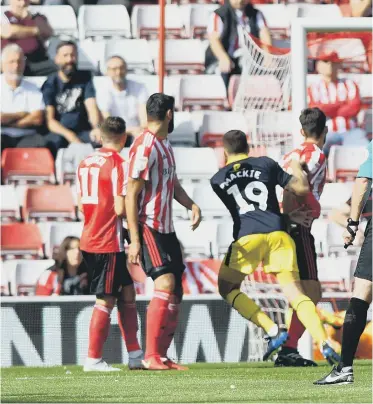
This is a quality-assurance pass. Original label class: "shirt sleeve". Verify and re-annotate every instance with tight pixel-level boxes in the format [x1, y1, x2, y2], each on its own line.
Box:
[76, 167, 81, 196]
[357, 141, 372, 179]
[116, 161, 128, 196]
[207, 12, 224, 36]
[96, 87, 112, 114]
[137, 83, 148, 104]
[1, 12, 10, 24]
[84, 78, 96, 100]
[273, 161, 292, 188]
[41, 79, 56, 107]
[128, 142, 154, 181]
[256, 11, 267, 30]
[28, 88, 45, 112]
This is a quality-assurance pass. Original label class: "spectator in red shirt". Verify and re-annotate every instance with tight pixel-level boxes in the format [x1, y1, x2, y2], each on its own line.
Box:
[35, 236, 89, 296]
[1, 0, 56, 76]
[307, 52, 368, 157]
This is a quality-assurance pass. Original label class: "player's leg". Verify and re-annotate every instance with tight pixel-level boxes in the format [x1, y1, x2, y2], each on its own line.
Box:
[116, 253, 143, 370]
[315, 221, 372, 385]
[266, 232, 340, 364]
[82, 252, 120, 372]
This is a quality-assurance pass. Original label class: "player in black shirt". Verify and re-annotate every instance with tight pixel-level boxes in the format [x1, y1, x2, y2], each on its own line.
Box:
[211, 130, 340, 363]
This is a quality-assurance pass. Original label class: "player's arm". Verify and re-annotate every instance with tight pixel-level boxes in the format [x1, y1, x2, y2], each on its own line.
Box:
[114, 196, 126, 217]
[125, 177, 145, 264]
[174, 175, 202, 231]
[284, 160, 309, 196]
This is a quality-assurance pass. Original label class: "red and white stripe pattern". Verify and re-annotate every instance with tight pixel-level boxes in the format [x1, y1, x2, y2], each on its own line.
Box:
[307, 79, 361, 133]
[182, 261, 219, 294]
[128, 131, 176, 234]
[281, 142, 327, 202]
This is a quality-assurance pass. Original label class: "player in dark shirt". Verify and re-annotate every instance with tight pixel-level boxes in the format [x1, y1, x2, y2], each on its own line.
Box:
[211, 130, 340, 363]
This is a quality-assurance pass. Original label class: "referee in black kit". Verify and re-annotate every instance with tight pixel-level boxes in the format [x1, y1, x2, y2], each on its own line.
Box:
[315, 141, 372, 386]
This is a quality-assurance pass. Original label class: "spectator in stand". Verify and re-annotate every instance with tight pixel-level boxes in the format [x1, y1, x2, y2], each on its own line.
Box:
[205, 0, 272, 89]
[1, 0, 56, 76]
[98, 56, 148, 146]
[35, 236, 90, 296]
[308, 52, 368, 157]
[42, 40, 102, 157]
[1, 44, 48, 150]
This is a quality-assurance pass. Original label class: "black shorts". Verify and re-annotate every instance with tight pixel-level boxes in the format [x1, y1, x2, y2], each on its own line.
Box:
[354, 219, 372, 282]
[139, 224, 185, 280]
[290, 225, 318, 281]
[81, 251, 133, 298]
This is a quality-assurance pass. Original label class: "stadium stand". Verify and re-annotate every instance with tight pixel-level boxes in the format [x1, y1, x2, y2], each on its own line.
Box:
[0, 185, 21, 223]
[180, 4, 219, 39]
[48, 222, 84, 258]
[328, 145, 367, 181]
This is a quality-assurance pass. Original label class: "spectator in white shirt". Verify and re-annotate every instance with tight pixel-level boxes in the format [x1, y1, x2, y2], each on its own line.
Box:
[1, 43, 47, 150]
[98, 56, 148, 145]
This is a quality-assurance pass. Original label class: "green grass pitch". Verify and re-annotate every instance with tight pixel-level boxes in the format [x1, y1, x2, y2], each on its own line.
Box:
[1, 360, 372, 403]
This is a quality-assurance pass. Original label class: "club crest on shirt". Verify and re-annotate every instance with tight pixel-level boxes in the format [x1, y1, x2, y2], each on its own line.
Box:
[233, 163, 241, 172]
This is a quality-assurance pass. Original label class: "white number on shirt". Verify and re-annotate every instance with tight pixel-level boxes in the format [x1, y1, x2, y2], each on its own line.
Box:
[227, 181, 268, 214]
[79, 167, 100, 204]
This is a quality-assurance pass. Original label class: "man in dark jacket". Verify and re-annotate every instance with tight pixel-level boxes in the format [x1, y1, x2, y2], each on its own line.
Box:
[205, 0, 272, 89]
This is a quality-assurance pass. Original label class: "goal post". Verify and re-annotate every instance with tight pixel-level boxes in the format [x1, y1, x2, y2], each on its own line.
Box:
[291, 18, 372, 148]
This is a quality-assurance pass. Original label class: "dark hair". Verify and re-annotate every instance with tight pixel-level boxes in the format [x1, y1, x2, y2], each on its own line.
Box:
[299, 108, 327, 139]
[146, 93, 175, 121]
[99, 116, 126, 143]
[223, 130, 249, 155]
[55, 236, 80, 271]
[56, 40, 77, 54]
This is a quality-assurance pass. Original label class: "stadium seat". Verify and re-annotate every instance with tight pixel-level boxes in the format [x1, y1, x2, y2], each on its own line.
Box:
[78, 5, 131, 40]
[150, 39, 205, 74]
[131, 5, 185, 39]
[255, 5, 290, 38]
[6, 259, 55, 296]
[102, 39, 154, 75]
[22, 185, 76, 222]
[47, 222, 84, 258]
[328, 146, 367, 181]
[29, 5, 78, 38]
[199, 111, 249, 147]
[179, 75, 227, 111]
[174, 220, 218, 258]
[193, 185, 229, 218]
[55, 144, 94, 184]
[1, 148, 55, 185]
[169, 112, 197, 146]
[319, 182, 353, 213]
[1, 185, 21, 222]
[296, 4, 343, 18]
[173, 184, 194, 219]
[24, 76, 47, 89]
[317, 257, 354, 291]
[326, 222, 360, 256]
[311, 218, 328, 257]
[1, 223, 44, 259]
[217, 220, 234, 258]
[173, 147, 219, 182]
[181, 4, 219, 39]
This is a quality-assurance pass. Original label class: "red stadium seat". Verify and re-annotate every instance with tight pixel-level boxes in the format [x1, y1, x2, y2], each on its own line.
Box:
[22, 185, 76, 222]
[1, 223, 44, 259]
[1, 148, 55, 185]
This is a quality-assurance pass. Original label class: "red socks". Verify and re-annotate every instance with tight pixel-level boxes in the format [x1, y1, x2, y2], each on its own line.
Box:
[145, 289, 171, 360]
[88, 304, 111, 359]
[117, 301, 141, 352]
[160, 298, 180, 357]
[284, 310, 306, 350]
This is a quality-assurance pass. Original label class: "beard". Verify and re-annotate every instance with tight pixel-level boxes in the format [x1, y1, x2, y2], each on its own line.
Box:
[60, 63, 77, 78]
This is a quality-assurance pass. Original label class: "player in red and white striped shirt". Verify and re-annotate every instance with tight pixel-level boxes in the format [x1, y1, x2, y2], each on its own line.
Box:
[277, 107, 329, 367]
[126, 94, 202, 370]
[307, 52, 368, 156]
[77, 117, 143, 372]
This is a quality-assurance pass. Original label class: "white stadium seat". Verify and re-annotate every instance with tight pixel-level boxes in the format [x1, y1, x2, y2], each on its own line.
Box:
[297, 4, 342, 18]
[181, 4, 219, 39]
[29, 5, 78, 38]
[311, 219, 328, 257]
[217, 220, 234, 257]
[173, 184, 194, 219]
[131, 5, 184, 39]
[179, 75, 227, 111]
[6, 259, 55, 296]
[173, 147, 219, 182]
[48, 222, 84, 258]
[78, 5, 131, 40]
[169, 112, 197, 147]
[328, 146, 367, 181]
[255, 5, 290, 37]
[151, 39, 205, 74]
[1, 185, 21, 222]
[193, 186, 229, 219]
[102, 39, 154, 75]
[319, 182, 353, 212]
[24, 76, 47, 89]
[317, 257, 354, 290]
[174, 220, 218, 258]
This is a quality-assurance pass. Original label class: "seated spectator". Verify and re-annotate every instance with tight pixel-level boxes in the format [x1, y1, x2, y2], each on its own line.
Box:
[308, 52, 368, 157]
[98, 56, 147, 145]
[1, 0, 56, 76]
[42, 40, 102, 157]
[35, 236, 89, 296]
[205, 0, 272, 89]
[1, 44, 47, 150]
